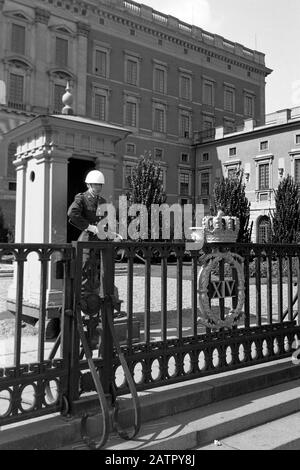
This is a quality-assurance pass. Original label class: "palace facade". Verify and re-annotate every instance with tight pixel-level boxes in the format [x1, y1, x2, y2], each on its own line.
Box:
[0, 0, 271, 232]
[194, 106, 300, 242]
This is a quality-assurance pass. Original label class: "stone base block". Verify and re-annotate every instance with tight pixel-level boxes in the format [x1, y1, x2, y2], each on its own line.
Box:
[114, 317, 140, 344]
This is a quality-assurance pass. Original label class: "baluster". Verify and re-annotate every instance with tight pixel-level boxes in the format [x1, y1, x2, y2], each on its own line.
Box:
[38, 250, 49, 364]
[219, 258, 225, 321]
[288, 255, 293, 322]
[161, 250, 168, 343]
[101, 244, 115, 395]
[144, 248, 151, 344]
[59, 247, 74, 408]
[266, 252, 273, 324]
[277, 255, 283, 323]
[191, 253, 198, 337]
[127, 250, 134, 350]
[14, 251, 25, 373]
[255, 254, 262, 326]
[177, 248, 183, 341]
[244, 253, 250, 328]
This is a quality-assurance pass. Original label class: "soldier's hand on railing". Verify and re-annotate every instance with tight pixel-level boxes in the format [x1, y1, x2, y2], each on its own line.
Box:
[86, 224, 100, 237]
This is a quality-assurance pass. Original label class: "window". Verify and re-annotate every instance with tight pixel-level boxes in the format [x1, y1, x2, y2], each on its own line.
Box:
[200, 172, 210, 196]
[126, 59, 138, 85]
[257, 217, 271, 243]
[53, 84, 65, 113]
[258, 163, 270, 190]
[260, 141, 269, 151]
[154, 148, 163, 159]
[8, 182, 17, 191]
[244, 94, 254, 117]
[94, 93, 106, 121]
[181, 153, 189, 163]
[180, 75, 191, 100]
[94, 50, 107, 77]
[154, 67, 166, 94]
[224, 88, 234, 112]
[179, 173, 190, 196]
[229, 147, 236, 157]
[124, 165, 134, 188]
[203, 81, 214, 106]
[126, 143, 136, 155]
[296, 135, 300, 145]
[228, 168, 237, 179]
[55, 37, 68, 67]
[11, 23, 25, 55]
[179, 113, 190, 138]
[125, 101, 137, 127]
[153, 105, 166, 133]
[202, 152, 209, 162]
[203, 115, 214, 131]
[295, 159, 300, 186]
[8, 73, 24, 109]
[224, 120, 235, 134]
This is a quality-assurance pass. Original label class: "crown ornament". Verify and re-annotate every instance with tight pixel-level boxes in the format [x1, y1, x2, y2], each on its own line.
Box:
[190, 210, 239, 245]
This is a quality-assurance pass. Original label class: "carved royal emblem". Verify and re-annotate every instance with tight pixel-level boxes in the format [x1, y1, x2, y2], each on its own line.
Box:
[197, 250, 245, 330]
[188, 210, 245, 329]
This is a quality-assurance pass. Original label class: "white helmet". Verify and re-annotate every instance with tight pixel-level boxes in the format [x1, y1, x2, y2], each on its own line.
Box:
[85, 170, 105, 185]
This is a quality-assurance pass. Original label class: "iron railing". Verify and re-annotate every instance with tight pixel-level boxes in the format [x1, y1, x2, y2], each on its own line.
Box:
[0, 241, 299, 429]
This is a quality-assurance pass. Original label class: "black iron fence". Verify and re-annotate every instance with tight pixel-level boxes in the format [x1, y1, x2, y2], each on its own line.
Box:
[0, 241, 299, 428]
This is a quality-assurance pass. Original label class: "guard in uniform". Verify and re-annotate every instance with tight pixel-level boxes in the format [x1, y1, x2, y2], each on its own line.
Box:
[68, 169, 106, 241]
[67, 170, 122, 353]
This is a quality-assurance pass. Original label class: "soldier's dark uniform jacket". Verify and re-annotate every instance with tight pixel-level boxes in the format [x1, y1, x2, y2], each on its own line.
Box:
[67, 190, 107, 241]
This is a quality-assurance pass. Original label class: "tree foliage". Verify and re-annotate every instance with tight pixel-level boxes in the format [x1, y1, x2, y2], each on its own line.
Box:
[127, 154, 166, 208]
[126, 154, 167, 242]
[271, 174, 300, 244]
[210, 171, 252, 243]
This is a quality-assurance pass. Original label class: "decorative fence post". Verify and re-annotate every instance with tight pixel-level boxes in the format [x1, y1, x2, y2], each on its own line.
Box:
[100, 243, 115, 397]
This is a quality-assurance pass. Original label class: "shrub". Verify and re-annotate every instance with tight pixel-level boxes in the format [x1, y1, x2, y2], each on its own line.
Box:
[270, 175, 300, 244]
[210, 171, 252, 243]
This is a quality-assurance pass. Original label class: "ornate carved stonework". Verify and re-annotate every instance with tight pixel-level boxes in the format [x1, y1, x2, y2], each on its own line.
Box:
[35, 7, 50, 25]
[197, 250, 245, 330]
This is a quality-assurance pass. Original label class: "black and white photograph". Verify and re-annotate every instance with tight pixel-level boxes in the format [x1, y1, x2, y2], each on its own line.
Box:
[0, 0, 299, 455]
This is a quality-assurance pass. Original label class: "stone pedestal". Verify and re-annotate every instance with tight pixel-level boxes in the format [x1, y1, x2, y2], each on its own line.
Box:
[114, 317, 141, 345]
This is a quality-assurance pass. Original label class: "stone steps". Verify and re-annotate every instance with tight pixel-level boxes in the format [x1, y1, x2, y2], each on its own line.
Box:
[1, 357, 300, 450]
[196, 411, 300, 450]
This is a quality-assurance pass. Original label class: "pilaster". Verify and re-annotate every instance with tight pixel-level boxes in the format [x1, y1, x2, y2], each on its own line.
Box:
[76, 22, 90, 116]
[34, 8, 51, 110]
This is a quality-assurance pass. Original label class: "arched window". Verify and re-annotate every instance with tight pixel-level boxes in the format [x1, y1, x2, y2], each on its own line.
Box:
[257, 216, 271, 243]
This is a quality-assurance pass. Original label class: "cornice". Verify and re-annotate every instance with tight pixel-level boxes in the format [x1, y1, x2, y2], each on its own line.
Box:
[32, 0, 271, 77]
